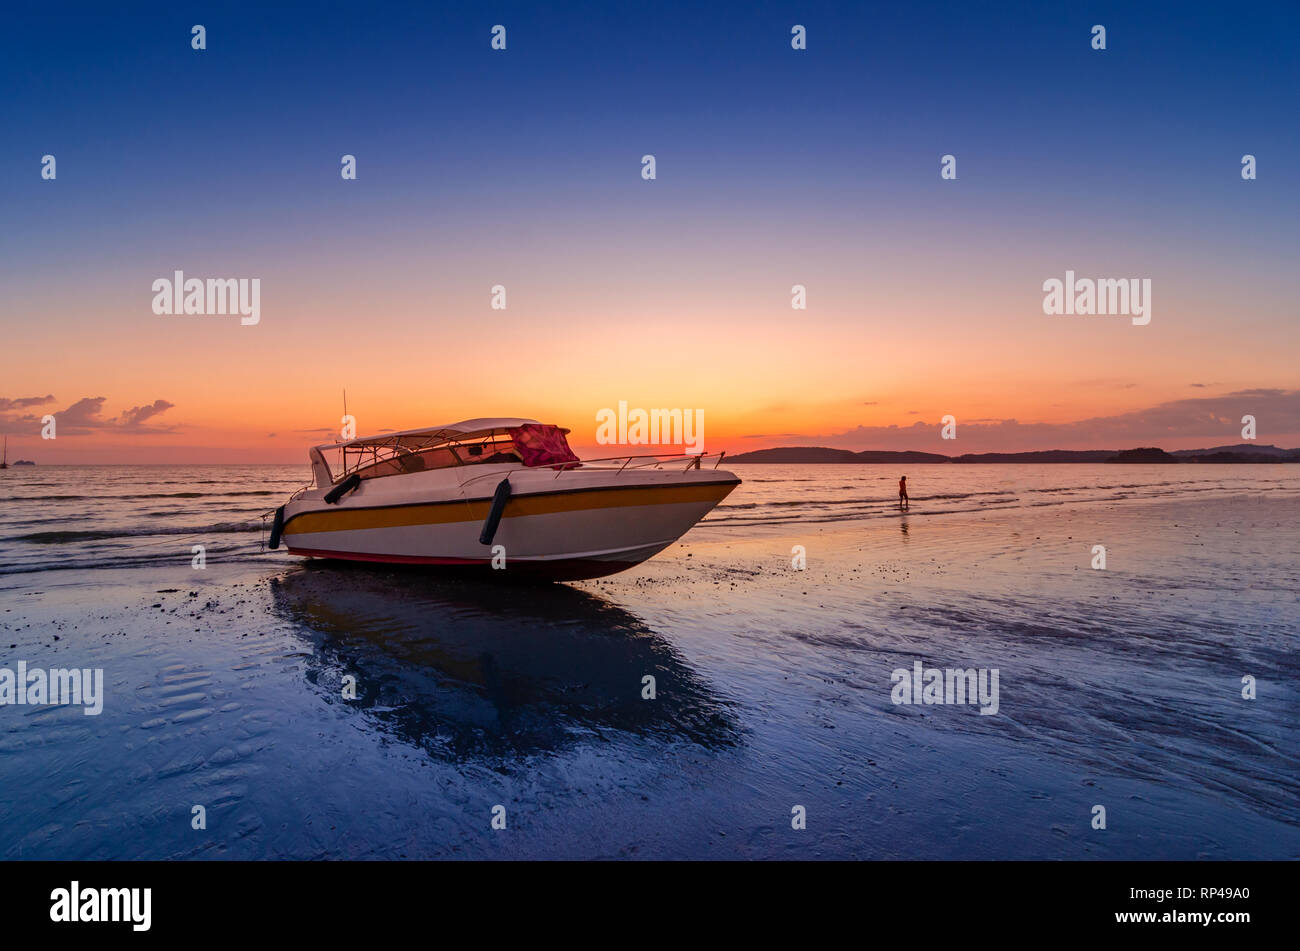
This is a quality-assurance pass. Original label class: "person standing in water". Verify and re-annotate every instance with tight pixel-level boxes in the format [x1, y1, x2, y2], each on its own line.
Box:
[898, 475, 909, 511]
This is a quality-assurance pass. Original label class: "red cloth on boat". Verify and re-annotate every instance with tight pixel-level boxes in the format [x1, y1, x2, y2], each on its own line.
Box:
[508, 424, 581, 468]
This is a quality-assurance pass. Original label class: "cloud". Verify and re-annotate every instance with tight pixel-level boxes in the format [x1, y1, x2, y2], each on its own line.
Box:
[118, 400, 176, 432]
[0, 395, 177, 435]
[0, 395, 55, 411]
[53, 397, 111, 434]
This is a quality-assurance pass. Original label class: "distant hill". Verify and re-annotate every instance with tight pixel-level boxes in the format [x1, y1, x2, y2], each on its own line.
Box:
[727, 447, 952, 464]
[726, 447, 862, 463]
[951, 449, 1116, 463]
[1105, 448, 1179, 463]
[1180, 451, 1294, 464]
[1171, 444, 1300, 460]
[726, 445, 1299, 464]
[856, 450, 952, 463]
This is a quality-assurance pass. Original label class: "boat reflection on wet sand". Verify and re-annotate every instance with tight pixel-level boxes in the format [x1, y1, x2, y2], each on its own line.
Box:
[268, 564, 740, 757]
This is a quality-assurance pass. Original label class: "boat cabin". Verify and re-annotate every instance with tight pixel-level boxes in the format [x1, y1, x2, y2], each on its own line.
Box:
[309, 418, 580, 486]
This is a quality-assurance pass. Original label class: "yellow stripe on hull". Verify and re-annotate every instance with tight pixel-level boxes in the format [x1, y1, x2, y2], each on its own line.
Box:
[284, 481, 736, 537]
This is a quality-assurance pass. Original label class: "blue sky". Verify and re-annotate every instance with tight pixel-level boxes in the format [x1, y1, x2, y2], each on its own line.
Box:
[1, 1, 1296, 459]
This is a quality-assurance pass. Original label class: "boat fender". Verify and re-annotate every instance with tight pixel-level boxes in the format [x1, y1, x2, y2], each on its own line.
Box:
[479, 478, 512, 545]
[323, 473, 362, 504]
[268, 505, 285, 549]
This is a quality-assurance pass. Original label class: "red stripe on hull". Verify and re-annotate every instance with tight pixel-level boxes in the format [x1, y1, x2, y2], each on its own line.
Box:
[287, 547, 486, 565]
[284, 546, 639, 581]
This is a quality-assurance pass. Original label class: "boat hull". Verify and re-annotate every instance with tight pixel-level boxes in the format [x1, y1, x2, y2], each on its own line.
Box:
[280, 471, 739, 581]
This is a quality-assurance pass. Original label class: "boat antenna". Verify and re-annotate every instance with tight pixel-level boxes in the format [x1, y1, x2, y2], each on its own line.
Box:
[341, 390, 348, 465]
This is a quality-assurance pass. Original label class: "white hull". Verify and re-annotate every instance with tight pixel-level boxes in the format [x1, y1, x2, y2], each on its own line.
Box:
[279, 463, 739, 580]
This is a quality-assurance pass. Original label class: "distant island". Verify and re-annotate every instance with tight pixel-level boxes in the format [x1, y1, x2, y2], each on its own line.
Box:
[12, 460, 35, 466]
[725, 444, 1300, 464]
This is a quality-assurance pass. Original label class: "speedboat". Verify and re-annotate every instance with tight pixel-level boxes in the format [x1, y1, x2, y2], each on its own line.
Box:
[268, 418, 740, 580]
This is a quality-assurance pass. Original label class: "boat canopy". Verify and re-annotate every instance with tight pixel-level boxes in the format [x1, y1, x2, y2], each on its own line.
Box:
[308, 417, 586, 484]
[313, 418, 541, 454]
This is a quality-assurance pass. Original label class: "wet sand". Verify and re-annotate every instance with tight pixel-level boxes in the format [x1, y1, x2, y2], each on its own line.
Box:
[2, 491, 1297, 859]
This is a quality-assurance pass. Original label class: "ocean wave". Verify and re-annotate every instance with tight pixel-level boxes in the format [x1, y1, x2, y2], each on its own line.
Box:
[2, 490, 279, 502]
[0, 547, 281, 576]
[14, 522, 261, 544]
[716, 489, 1016, 511]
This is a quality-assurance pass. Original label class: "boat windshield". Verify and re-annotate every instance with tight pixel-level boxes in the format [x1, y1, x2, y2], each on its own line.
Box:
[319, 424, 578, 485]
[341, 434, 524, 482]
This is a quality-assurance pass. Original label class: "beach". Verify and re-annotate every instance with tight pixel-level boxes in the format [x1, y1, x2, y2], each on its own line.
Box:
[1, 464, 1297, 859]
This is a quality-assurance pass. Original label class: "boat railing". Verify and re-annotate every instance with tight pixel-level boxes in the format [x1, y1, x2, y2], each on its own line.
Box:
[454, 451, 729, 493]
[552, 450, 727, 479]
[298, 445, 730, 500]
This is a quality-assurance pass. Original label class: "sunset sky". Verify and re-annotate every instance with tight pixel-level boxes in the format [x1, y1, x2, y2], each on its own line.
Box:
[2, 1, 1297, 463]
